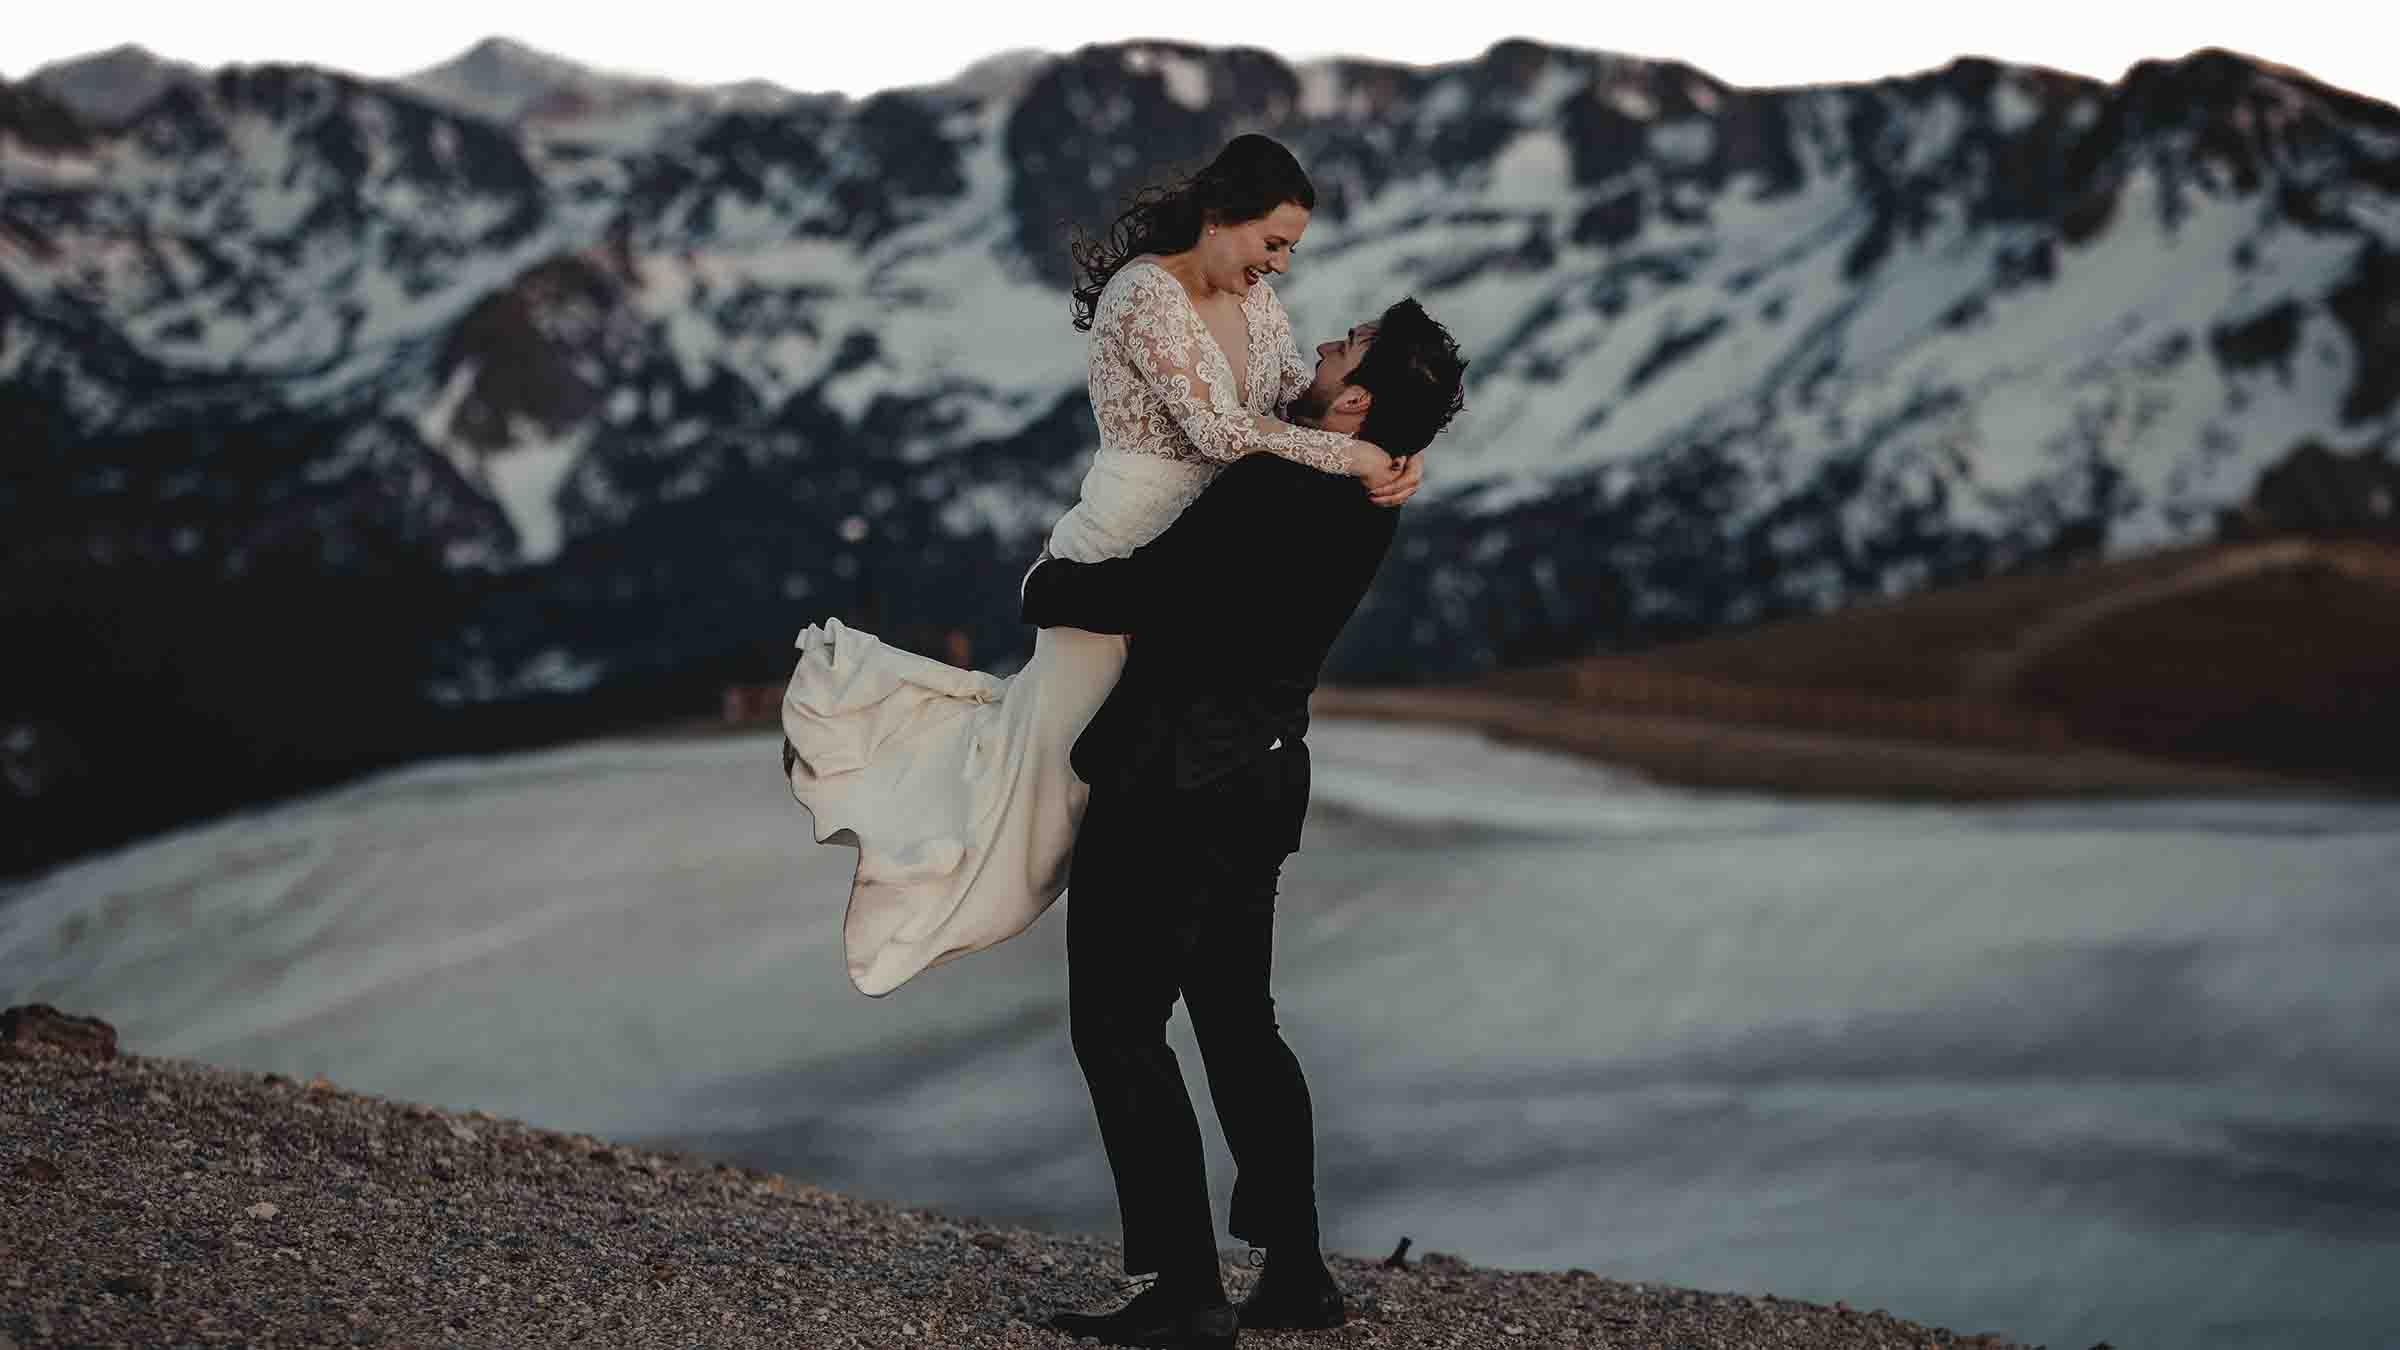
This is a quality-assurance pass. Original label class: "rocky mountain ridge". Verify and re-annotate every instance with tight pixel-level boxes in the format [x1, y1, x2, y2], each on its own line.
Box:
[3, 35, 2396, 870]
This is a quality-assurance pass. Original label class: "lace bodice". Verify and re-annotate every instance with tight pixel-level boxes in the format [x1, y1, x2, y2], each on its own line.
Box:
[1090, 261, 1355, 476]
[1047, 261, 1356, 564]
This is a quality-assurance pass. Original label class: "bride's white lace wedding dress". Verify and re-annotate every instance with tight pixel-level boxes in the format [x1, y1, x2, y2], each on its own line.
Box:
[781, 260, 1360, 995]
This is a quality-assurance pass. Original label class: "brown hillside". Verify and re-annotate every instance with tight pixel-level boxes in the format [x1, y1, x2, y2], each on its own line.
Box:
[1482, 535, 2400, 785]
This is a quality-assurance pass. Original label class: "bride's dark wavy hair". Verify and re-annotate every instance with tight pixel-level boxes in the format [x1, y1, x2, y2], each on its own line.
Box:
[1068, 133, 1316, 332]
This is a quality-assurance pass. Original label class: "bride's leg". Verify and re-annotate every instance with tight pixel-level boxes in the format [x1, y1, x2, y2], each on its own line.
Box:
[852, 626, 1128, 988]
[1026, 625, 1130, 762]
[970, 624, 1125, 896]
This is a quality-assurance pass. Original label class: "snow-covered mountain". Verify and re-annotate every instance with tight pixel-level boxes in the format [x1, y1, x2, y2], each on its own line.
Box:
[22, 44, 207, 127]
[2, 36, 2397, 862]
[401, 36, 795, 129]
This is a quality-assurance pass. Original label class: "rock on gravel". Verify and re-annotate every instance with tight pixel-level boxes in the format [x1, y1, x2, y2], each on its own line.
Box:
[0, 1004, 116, 1061]
[1, 1017, 2031, 1348]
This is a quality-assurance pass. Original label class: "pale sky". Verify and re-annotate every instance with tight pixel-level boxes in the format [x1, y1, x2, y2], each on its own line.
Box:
[5, 0, 2390, 109]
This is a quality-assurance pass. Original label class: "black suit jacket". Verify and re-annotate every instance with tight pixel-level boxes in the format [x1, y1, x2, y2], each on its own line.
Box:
[1021, 453, 1399, 814]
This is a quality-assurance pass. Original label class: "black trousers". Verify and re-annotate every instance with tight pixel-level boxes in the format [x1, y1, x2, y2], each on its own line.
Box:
[1065, 744, 1320, 1283]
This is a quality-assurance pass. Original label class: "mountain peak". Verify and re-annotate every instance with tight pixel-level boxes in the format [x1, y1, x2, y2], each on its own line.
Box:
[926, 48, 1053, 102]
[2113, 45, 2399, 118]
[430, 35, 590, 83]
[27, 42, 202, 126]
[404, 34, 666, 124]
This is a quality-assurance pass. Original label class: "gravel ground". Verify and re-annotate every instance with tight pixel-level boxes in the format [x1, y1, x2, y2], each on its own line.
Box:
[3, 1040, 2032, 1349]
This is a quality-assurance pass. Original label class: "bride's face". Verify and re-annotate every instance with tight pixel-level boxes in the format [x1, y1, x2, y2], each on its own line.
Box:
[1200, 201, 1310, 293]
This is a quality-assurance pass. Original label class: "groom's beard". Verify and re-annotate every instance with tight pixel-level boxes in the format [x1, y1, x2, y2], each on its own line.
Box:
[1288, 388, 1330, 425]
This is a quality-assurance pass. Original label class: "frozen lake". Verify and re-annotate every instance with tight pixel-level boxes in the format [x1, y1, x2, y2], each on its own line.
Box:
[4, 722, 2395, 1349]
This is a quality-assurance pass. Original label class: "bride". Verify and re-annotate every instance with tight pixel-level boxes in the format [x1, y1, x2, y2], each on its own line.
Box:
[781, 134, 1419, 995]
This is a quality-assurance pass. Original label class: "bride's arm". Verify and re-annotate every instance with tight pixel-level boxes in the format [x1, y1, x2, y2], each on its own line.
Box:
[1102, 266, 1385, 480]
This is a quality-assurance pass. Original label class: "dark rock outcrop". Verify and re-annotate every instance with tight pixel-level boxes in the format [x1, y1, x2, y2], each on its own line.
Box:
[1, 1005, 119, 1061]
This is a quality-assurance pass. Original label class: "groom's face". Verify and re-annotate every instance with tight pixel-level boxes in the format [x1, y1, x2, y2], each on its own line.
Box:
[1295, 321, 1376, 418]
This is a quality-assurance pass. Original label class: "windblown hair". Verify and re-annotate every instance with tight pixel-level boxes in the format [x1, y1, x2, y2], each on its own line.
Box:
[1068, 134, 1316, 332]
[1348, 299, 1470, 458]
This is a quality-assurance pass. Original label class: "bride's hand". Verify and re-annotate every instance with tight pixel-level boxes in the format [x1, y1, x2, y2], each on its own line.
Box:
[1367, 453, 1423, 508]
[1347, 440, 1421, 508]
[1342, 440, 1390, 482]
[1346, 444, 1409, 506]
[1345, 440, 1421, 507]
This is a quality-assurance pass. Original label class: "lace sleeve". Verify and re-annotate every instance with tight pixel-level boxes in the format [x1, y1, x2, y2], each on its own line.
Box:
[1102, 265, 1359, 476]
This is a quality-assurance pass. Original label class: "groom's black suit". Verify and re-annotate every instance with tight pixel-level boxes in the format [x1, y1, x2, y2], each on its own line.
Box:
[1022, 451, 1399, 1288]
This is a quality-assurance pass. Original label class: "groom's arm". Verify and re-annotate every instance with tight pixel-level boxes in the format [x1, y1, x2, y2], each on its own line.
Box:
[1021, 461, 1274, 634]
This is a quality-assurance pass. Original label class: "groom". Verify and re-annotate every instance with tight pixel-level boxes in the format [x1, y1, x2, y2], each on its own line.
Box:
[1022, 298, 1468, 1348]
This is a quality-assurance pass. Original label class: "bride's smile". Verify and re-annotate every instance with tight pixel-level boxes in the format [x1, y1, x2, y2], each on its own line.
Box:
[1200, 199, 1307, 297]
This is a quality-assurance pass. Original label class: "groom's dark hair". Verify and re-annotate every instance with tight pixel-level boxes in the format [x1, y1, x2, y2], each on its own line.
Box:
[1349, 298, 1468, 457]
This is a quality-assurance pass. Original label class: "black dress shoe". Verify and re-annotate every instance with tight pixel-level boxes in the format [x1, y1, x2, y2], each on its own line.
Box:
[1046, 1278, 1237, 1348]
[1236, 1262, 1345, 1331]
